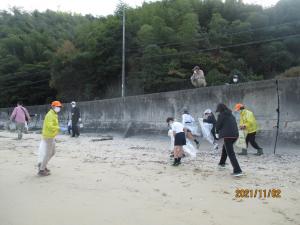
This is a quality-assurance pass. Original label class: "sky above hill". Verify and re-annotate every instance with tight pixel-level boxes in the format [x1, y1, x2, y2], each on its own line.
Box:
[0, 0, 280, 17]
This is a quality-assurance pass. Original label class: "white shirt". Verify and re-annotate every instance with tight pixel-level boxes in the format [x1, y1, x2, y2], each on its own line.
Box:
[182, 113, 195, 124]
[171, 122, 184, 134]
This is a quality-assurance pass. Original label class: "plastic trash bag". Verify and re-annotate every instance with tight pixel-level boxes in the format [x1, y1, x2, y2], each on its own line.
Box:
[168, 129, 175, 151]
[183, 140, 197, 158]
[235, 130, 247, 150]
[168, 129, 197, 158]
[60, 126, 68, 132]
[38, 139, 47, 163]
[184, 123, 200, 136]
[24, 121, 29, 132]
[198, 118, 214, 144]
[8, 122, 16, 130]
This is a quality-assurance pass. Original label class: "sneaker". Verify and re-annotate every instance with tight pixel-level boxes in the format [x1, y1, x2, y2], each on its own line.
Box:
[172, 162, 179, 166]
[231, 172, 243, 177]
[238, 149, 248, 155]
[218, 164, 226, 170]
[254, 149, 263, 156]
[38, 170, 50, 176]
[38, 163, 50, 173]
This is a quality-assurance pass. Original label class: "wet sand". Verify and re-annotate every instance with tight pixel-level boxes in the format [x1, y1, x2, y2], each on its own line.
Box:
[0, 130, 299, 225]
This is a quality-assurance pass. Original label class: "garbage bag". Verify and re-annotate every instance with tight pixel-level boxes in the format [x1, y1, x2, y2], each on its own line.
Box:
[168, 129, 175, 151]
[8, 122, 16, 130]
[168, 130, 197, 158]
[183, 140, 197, 158]
[198, 118, 214, 144]
[38, 139, 47, 163]
[235, 130, 247, 150]
[185, 123, 200, 136]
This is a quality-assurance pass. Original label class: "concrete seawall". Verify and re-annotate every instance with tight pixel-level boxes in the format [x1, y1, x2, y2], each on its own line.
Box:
[1, 77, 299, 153]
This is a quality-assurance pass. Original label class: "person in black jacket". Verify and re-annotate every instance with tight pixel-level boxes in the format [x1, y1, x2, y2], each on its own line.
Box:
[70, 101, 81, 137]
[203, 109, 218, 149]
[215, 103, 243, 177]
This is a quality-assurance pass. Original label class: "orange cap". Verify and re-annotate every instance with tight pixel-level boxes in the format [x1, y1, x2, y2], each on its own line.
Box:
[234, 103, 244, 111]
[51, 101, 62, 107]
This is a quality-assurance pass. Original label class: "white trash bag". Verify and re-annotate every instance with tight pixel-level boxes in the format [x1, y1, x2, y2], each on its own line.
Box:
[198, 118, 214, 144]
[168, 129, 175, 151]
[183, 140, 197, 158]
[38, 139, 47, 163]
[168, 129, 198, 158]
[8, 122, 16, 130]
[235, 130, 247, 150]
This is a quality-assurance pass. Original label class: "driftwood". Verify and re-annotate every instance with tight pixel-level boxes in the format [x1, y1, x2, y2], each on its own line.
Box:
[90, 136, 113, 142]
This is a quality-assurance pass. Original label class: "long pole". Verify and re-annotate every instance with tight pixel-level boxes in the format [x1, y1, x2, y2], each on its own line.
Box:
[274, 79, 280, 154]
[121, 5, 125, 98]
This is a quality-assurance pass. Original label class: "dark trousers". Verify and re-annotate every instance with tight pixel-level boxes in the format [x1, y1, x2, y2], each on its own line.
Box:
[246, 132, 261, 150]
[211, 128, 217, 140]
[68, 125, 72, 135]
[219, 138, 242, 173]
[71, 121, 80, 137]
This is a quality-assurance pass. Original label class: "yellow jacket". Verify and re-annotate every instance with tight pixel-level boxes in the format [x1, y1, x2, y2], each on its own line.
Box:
[240, 109, 258, 134]
[42, 109, 60, 138]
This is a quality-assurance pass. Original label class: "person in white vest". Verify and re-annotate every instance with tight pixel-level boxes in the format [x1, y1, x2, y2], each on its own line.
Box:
[182, 109, 200, 148]
[166, 117, 186, 166]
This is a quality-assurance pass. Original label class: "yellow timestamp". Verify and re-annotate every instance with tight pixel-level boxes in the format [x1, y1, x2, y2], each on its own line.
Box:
[235, 189, 281, 198]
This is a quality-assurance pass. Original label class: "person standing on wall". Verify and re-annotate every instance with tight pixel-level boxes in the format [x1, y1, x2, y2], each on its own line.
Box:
[215, 103, 243, 177]
[70, 101, 81, 137]
[167, 117, 186, 166]
[10, 101, 30, 140]
[37, 101, 62, 176]
[182, 109, 200, 148]
[235, 103, 263, 156]
[190, 66, 207, 88]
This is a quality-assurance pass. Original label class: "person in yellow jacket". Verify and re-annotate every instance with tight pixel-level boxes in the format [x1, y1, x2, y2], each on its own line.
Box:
[235, 103, 263, 156]
[37, 101, 62, 176]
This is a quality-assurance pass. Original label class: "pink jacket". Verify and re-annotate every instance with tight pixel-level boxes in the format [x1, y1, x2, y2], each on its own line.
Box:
[10, 106, 30, 124]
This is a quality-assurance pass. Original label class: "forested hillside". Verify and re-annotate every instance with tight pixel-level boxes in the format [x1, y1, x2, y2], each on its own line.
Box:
[0, 0, 300, 107]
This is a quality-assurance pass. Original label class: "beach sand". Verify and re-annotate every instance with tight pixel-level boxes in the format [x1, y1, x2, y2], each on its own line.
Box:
[0, 130, 299, 225]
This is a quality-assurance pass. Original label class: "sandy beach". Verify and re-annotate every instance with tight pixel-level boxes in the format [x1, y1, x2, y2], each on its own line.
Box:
[0, 130, 299, 225]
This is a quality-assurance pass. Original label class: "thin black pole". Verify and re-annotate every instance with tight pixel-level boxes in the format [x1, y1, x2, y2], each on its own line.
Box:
[121, 5, 125, 98]
[274, 80, 280, 154]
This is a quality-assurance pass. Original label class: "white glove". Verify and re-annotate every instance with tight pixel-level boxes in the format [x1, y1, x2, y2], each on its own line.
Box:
[79, 118, 82, 122]
[216, 134, 219, 139]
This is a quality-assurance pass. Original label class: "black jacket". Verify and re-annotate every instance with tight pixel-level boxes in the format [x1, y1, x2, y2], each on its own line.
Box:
[71, 107, 80, 122]
[216, 110, 239, 139]
[203, 114, 216, 125]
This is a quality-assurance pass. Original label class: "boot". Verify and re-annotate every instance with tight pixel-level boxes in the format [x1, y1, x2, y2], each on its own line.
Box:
[255, 148, 263, 156]
[172, 158, 179, 166]
[238, 148, 248, 155]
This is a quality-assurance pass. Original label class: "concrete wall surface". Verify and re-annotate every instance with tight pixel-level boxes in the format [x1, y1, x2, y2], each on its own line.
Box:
[1, 77, 299, 153]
